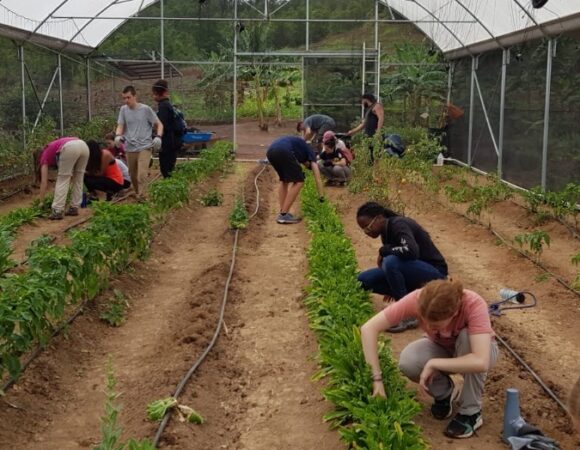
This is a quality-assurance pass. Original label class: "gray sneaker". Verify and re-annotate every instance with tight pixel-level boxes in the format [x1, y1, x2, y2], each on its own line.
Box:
[276, 213, 301, 224]
[387, 317, 419, 333]
[48, 209, 64, 220]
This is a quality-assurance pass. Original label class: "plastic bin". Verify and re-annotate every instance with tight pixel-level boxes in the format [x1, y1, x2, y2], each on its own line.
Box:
[182, 132, 213, 144]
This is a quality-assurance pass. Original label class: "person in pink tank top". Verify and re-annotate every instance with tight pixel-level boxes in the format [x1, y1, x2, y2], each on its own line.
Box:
[361, 279, 498, 439]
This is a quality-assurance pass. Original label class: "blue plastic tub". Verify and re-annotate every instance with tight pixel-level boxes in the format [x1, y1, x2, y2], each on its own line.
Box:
[182, 132, 213, 144]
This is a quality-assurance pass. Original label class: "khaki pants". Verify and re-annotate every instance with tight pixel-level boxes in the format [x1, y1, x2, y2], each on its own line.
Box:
[126, 149, 152, 195]
[398, 329, 499, 415]
[52, 140, 90, 212]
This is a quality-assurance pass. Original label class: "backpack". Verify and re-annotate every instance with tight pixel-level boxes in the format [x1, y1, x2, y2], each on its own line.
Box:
[384, 134, 405, 157]
[172, 105, 187, 137]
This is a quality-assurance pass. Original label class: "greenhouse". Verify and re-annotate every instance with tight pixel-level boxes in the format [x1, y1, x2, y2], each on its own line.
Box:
[0, 1, 578, 449]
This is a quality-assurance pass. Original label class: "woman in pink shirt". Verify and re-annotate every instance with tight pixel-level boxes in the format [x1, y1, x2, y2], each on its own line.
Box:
[361, 279, 498, 439]
[38, 137, 90, 220]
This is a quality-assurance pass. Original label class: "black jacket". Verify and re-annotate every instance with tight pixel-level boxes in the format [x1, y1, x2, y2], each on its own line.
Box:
[379, 216, 448, 276]
[157, 98, 181, 151]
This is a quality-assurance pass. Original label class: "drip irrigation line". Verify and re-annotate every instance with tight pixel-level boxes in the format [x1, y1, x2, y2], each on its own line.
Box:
[0, 187, 28, 202]
[153, 165, 266, 447]
[495, 334, 569, 414]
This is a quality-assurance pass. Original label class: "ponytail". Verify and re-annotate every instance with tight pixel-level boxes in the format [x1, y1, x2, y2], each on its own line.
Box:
[356, 201, 399, 220]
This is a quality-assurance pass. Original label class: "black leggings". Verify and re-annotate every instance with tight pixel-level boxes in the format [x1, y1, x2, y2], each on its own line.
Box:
[84, 175, 124, 194]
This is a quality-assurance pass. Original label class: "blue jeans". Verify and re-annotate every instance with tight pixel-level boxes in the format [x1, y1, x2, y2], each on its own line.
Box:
[357, 255, 446, 300]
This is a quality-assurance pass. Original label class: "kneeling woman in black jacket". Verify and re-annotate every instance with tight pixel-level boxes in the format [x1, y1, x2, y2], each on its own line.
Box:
[356, 202, 448, 332]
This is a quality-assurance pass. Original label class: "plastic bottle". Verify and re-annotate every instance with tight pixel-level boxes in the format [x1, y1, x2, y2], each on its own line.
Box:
[436, 153, 444, 166]
[499, 288, 526, 304]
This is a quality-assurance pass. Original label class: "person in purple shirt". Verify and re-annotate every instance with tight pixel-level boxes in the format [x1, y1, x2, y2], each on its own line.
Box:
[38, 137, 91, 220]
[266, 136, 325, 224]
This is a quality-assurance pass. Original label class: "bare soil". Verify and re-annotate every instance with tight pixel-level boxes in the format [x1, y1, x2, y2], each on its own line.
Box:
[328, 181, 580, 449]
[0, 163, 339, 450]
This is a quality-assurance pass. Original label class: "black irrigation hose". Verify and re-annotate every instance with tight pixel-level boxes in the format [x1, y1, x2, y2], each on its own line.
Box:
[152, 164, 266, 447]
[495, 334, 569, 414]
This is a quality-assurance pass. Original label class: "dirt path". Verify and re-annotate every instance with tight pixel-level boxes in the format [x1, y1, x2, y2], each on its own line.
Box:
[0, 168, 240, 448]
[161, 166, 341, 449]
[328, 185, 580, 450]
[0, 164, 340, 450]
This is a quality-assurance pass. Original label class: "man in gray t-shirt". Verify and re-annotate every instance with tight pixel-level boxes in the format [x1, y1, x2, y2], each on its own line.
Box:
[297, 114, 336, 144]
[115, 85, 163, 196]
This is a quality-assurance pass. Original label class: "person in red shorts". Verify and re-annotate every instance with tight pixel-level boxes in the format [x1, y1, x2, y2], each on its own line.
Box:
[361, 279, 498, 439]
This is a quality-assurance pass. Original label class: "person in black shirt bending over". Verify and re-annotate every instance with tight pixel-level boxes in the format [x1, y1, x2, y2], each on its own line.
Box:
[152, 79, 181, 178]
[356, 202, 448, 333]
[347, 94, 385, 163]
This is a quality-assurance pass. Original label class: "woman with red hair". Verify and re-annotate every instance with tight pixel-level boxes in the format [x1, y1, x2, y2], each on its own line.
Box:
[361, 279, 498, 439]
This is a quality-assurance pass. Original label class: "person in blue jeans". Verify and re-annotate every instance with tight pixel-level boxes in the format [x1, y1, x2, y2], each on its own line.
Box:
[356, 202, 448, 332]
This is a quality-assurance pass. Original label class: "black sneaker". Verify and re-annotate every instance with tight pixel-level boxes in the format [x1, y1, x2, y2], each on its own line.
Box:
[444, 412, 483, 439]
[431, 383, 457, 420]
[386, 317, 418, 333]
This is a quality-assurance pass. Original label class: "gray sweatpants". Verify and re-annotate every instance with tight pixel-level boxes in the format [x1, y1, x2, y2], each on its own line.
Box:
[399, 329, 499, 415]
[318, 162, 351, 182]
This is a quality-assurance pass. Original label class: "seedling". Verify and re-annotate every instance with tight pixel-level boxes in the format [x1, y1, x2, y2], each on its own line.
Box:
[534, 272, 551, 283]
[199, 189, 223, 207]
[514, 230, 551, 262]
[94, 359, 156, 450]
[147, 397, 178, 421]
[100, 290, 129, 327]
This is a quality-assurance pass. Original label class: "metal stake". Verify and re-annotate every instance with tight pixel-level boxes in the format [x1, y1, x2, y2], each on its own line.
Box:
[20, 46, 26, 147]
[58, 53, 64, 135]
[541, 39, 554, 190]
[467, 56, 476, 166]
[160, 0, 165, 78]
[498, 49, 508, 178]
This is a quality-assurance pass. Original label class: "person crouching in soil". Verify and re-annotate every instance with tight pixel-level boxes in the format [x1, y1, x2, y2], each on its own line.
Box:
[317, 131, 351, 186]
[266, 135, 325, 225]
[361, 279, 498, 439]
[356, 202, 448, 332]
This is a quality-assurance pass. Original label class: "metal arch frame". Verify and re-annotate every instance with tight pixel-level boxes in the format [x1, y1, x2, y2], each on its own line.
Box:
[452, 0, 504, 50]
[25, 0, 69, 41]
[406, 0, 473, 56]
[60, 0, 126, 52]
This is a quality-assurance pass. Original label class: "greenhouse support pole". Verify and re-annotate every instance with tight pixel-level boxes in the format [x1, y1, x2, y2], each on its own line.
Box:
[374, 0, 379, 50]
[86, 58, 92, 121]
[305, 0, 309, 51]
[498, 49, 508, 179]
[446, 61, 453, 105]
[20, 46, 26, 146]
[301, 56, 305, 120]
[160, 0, 165, 78]
[58, 53, 64, 135]
[541, 39, 554, 190]
[233, 0, 238, 151]
[467, 56, 476, 166]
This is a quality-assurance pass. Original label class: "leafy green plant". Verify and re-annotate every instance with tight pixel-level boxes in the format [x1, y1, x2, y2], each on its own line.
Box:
[147, 397, 178, 421]
[300, 175, 425, 449]
[572, 254, 580, 291]
[514, 231, 551, 262]
[229, 197, 249, 230]
[100, 290, 129, 327]
[94, 360, 156, 450]
[199, 189, 223, 207]
[176, 405, 204, 424]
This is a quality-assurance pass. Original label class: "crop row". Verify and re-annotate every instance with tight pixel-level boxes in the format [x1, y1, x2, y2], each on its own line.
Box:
[300, 177, 425, 449]
[0, 143, 232, 381]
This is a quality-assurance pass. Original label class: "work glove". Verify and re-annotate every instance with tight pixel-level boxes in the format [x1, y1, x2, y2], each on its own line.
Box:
[323, 160, 333, 167]
[152, 135, 162, 152]
[114, 135, 125, 147]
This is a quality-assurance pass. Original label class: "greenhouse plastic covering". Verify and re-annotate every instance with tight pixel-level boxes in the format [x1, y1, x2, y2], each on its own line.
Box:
[0, 1, 579, 55]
